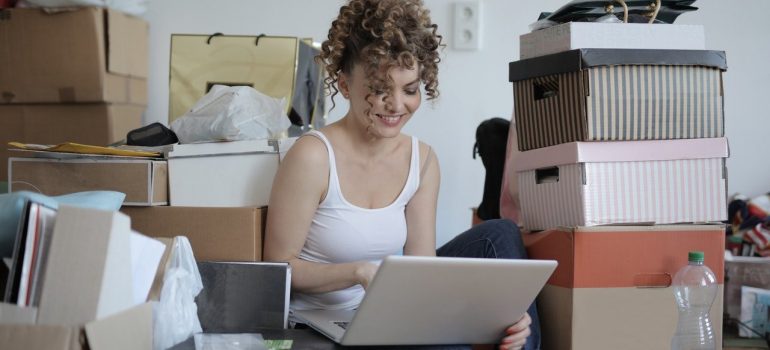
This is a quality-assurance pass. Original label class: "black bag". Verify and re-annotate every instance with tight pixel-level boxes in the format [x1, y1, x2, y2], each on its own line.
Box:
[126, 122, 179, 146]
[473, 118, 511, 221]
[537, 0, 698, 24]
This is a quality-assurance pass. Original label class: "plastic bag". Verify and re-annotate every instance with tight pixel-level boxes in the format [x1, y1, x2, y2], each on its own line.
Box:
[153, 237, 203, 350]
[171, 85, 289, 144]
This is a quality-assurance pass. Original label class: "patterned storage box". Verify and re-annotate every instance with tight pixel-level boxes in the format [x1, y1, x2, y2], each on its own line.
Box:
[508, 49, 727, 151]
[515, 137, 728, 231]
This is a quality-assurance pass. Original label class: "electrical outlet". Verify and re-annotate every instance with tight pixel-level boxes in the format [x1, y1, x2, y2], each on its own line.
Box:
[453, 1, 481, 50]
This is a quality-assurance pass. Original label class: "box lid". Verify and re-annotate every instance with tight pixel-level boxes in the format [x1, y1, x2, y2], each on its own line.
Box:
[167, 139, 281, 158]
[514, 137, 729, 172]
[509, 48, 727, 82]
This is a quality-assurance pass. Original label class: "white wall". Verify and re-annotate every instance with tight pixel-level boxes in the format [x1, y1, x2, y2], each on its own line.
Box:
[146, 0, 770, 247]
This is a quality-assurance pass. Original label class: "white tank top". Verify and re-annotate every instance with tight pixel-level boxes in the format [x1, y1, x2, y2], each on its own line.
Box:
[291, 130, 420, 311]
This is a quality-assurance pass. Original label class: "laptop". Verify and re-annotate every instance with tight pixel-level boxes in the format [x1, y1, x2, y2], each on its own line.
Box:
[292, 255, 557, 346]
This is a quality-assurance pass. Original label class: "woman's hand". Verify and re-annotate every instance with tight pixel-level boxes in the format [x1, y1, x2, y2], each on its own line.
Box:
[499, 313, 531, 350]
[353, 262, 379, 290]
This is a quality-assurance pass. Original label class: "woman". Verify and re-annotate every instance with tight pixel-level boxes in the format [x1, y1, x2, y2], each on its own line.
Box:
[264, 1, 538, 349]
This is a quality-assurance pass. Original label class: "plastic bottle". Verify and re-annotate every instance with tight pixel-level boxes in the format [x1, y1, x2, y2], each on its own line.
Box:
[671, 251, 718, 350]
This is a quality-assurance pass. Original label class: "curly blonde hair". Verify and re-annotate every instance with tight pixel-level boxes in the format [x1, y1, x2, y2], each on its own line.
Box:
[317, 0, 443, 109]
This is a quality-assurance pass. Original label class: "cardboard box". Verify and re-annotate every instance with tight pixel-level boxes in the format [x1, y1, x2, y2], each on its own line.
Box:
[0, 206, 153, 350]
[520, 23, 705, 60]
[0, 8, 148, 104]
[515, 138, 728, 231]
[38, 206, 134, 325]
[524, 225, 724, 350]
[0, 104, 143, 181]
[196, 262, 291, 331]
[0, 302, 152, 350]
[121, 206, 266, 261]
[167, 138, 294, 207]
[509, 49, 727, 151]
[9, 157, 168, 206]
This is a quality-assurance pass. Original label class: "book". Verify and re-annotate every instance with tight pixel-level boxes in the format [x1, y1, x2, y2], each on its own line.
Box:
[27, 203, 57, 307]
[3, 201, 57, 307]
[196, 261, 292, 331]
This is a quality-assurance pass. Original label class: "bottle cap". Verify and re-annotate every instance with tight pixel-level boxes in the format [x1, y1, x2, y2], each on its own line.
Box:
[688, 251, 705, 263]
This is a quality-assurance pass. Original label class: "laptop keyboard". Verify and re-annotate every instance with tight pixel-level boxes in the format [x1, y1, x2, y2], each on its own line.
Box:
[333, 321, 349, 330]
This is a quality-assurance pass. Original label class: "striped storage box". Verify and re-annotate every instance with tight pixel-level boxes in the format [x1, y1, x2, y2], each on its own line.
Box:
[509, 49, 727, 151]
[515, 137, 728, 231]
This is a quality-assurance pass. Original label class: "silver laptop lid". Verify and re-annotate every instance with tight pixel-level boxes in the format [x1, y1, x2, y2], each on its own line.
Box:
[341, 255, 557, 346]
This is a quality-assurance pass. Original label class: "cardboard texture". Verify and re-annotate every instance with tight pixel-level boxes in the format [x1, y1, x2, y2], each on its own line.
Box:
[539, 285, 724, 350]
[508, 49, 727, 151]
[121, 206, 266, 261]
[147, 237, 174, 302]
[520, 23, 705, 60]
[0, 8, 148, 104]
[169, 35, 298, 122]
[38, 206, 133, 326]
[0, 104, 144, 181]
[0, 302, 152, 350]
[196, 262, 291, 331]
[0, 303, 37, 324]
[515, 138, 728, 230]
[84, 302, 152, 350]
[167, 139, 291, 207]
[9, 158, 168, 206]
[524, 225, 725, 350]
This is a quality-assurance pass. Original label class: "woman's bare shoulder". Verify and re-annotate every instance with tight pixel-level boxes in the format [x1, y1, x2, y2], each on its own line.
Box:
[282, 134, 329, 170]
[415, 139, 437, 167]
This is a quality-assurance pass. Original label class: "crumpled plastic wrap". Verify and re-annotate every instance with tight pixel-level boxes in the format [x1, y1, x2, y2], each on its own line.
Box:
[171, 85, 290, 144]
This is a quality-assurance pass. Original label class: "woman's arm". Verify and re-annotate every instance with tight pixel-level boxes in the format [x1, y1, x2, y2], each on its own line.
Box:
[403, 142, 440, 256]
[264, 136, 375, 293]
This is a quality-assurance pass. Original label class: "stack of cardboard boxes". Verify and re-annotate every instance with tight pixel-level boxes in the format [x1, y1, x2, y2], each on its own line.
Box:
[0, 8, 148, 182]
[120, 138, 294, 262]
[2, 7, 295, 337]
[504, 22, 729, 350]
[0, 7, 293, 265]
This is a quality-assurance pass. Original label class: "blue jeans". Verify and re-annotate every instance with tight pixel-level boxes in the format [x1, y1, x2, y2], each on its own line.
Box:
[436, 219, 541, 350]
[351, 219, 540, 350]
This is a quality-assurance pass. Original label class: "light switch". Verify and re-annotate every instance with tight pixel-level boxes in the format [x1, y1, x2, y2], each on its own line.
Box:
[453, 1, 481, 50]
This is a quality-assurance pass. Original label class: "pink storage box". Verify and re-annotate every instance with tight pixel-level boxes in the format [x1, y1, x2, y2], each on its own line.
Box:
[515, 138, 728, 231]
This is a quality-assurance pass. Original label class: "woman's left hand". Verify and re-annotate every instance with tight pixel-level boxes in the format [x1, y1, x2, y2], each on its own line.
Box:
[499, 313, 531, 350]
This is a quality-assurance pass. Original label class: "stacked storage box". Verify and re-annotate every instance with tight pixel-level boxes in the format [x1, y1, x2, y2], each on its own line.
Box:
[120, 138, 296, 332]
[1, 8, 295, 338]
[120, 138, 295, 262]
[0, 8, 148, 182]
[505, 26, 729, 350]
[7, 119, 295, 333]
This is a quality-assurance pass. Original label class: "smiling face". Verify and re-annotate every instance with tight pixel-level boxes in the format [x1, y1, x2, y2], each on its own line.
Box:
[339, 63, 422, 139]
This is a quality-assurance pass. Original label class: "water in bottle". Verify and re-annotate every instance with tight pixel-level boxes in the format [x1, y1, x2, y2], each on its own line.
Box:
[671, 251, 718, 350]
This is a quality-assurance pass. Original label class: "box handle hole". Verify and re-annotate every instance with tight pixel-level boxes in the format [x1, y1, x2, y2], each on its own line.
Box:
[535, 167, 559, 184]
[533, 77, 559, 100]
